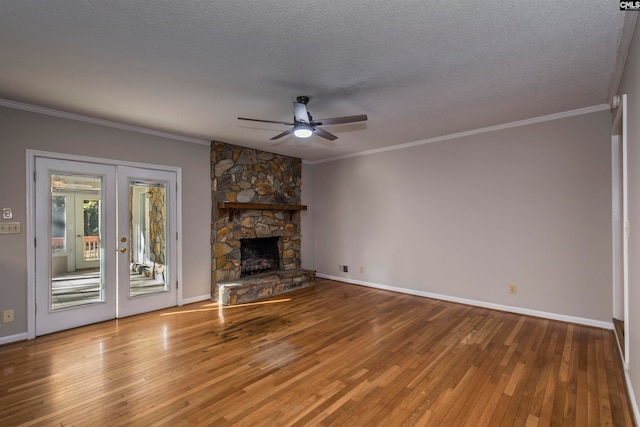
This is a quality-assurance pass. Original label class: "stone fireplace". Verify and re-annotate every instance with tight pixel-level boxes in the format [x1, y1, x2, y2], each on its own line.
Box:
[211, 142, 315, 305]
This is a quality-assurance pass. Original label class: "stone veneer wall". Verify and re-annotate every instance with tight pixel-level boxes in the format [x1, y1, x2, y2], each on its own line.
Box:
[211, 141, 303, 285]
[148, 187, 166, 265]
[128, 186, 165, 270]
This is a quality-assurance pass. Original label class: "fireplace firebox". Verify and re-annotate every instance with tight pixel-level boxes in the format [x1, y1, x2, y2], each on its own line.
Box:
[240, 237, 280, 276]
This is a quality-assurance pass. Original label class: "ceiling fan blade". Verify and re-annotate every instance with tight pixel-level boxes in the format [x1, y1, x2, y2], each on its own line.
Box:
[270, 128, 294, 140]
[238, 117, 294, 126]
[316, 114, 368, 126]
[293, 102, 309, 123]
[314, 127, 338, 141]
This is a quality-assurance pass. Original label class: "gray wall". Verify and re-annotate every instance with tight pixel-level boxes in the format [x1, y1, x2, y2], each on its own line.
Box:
[0, 107, 211, 339]
[619, 21, 640, 419]
[310, 110, 612, 322]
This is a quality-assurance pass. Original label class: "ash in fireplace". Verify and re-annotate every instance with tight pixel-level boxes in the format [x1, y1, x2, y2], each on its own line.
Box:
[240, 236, 280, 276]
[241, 258, 272, 275]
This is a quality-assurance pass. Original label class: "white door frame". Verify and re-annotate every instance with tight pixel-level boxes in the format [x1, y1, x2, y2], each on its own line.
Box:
[611, 94, 629, 368]
[26, 149, 183, 339]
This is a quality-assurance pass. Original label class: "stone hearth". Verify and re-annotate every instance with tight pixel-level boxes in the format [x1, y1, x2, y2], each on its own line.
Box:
[211, 142, 314, 305]
[216, 269, 315, 306]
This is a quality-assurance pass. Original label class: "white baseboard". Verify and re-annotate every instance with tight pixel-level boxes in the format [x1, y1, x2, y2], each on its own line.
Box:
[181, 294, 212, 305]
[0, 332, 28, 345]
[614, 328, 640, 425]
[316, 274, 613, 330]
[622, 363, 640, 426]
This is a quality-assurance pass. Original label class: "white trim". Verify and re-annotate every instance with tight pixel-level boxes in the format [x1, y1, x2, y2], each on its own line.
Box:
[622, 94, 630, 366]
[608, 13, 639, 105]
[316, 274, 613, 330]
[27, 149, 183, 173]
[620, 348, 640, 425]
[612, 134, 620, 320]
[1, 99, 210, 146]
[26, 150, 184, 339]
[0, 333, 28, 346]
[611, 94, 630, 366]
[305, 104, 611, 165]
[0, 98, 608, 166]
[26, 152, 36, 339]
[176, 169, 184, 306]
[181, 294, 212, 305]
[620, 94, 635, 366]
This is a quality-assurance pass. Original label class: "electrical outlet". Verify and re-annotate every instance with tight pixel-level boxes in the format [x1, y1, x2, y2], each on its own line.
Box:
[0, 222, 21, 234]
[343, 265, 348, 273]
[2, 309, 14, 323]
[509, 284, 517, 295]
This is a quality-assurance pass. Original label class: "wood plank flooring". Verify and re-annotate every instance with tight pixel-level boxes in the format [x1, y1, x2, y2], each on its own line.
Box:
[0, 278, 634, 426]
[614, 318, 626, 359]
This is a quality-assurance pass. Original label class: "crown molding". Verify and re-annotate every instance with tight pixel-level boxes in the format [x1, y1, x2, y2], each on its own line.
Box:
[305, 104, 610, 165]
[0, 99, 211, 146]
[0, 98, 610, 163]
[608, 13, 638, 105]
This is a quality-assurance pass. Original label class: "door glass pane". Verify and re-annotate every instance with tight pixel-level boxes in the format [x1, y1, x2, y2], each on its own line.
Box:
[129, 180, 168, 297]
[82, 199, 100, 261]
[50, 174, 104, 311]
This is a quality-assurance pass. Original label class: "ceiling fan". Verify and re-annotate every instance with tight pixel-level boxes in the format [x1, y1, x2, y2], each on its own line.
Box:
[238, 96, 367, 141]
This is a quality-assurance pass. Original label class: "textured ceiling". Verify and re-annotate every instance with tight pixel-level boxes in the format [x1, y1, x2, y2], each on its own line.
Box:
[0, 1, 630, 161]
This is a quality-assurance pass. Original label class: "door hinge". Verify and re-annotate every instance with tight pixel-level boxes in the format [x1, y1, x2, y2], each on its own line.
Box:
[34, 238, 36, 248]
[176, 232, 178, 240]
[176, 280, 179, 289]
[33, 171, 36, 181]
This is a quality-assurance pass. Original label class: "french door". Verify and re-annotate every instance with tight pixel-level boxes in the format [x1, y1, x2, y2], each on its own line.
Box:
[35, 157, 177, 336]
[117, 167, 177, 317]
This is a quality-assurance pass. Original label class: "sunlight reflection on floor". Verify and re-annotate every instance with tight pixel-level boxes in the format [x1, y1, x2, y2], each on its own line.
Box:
[159, 298, 292, 316]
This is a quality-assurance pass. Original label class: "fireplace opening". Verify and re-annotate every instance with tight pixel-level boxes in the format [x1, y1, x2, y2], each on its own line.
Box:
[240, 237, 280, 276]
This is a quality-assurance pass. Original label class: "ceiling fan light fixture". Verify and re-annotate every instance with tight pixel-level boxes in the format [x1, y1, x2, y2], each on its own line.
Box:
[238, 95, 367, 143]
[293, 125, 313, 138]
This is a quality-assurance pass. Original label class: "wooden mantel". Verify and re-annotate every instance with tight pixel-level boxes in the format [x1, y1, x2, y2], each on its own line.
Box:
[217, 201, 307, 221]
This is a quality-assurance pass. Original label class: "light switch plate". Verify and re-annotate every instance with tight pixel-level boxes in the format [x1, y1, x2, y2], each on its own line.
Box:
[2, 208, 12, 220]
[0, 222, 21, 234]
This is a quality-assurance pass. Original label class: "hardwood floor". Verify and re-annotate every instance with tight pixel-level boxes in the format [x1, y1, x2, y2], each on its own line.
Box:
[0, 278, 634, 426]
[614, 318, 626, 359]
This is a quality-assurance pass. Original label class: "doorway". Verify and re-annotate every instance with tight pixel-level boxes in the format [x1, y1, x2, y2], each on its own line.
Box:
[611, 94, 629, 367]
[33, 155, 179, 336]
